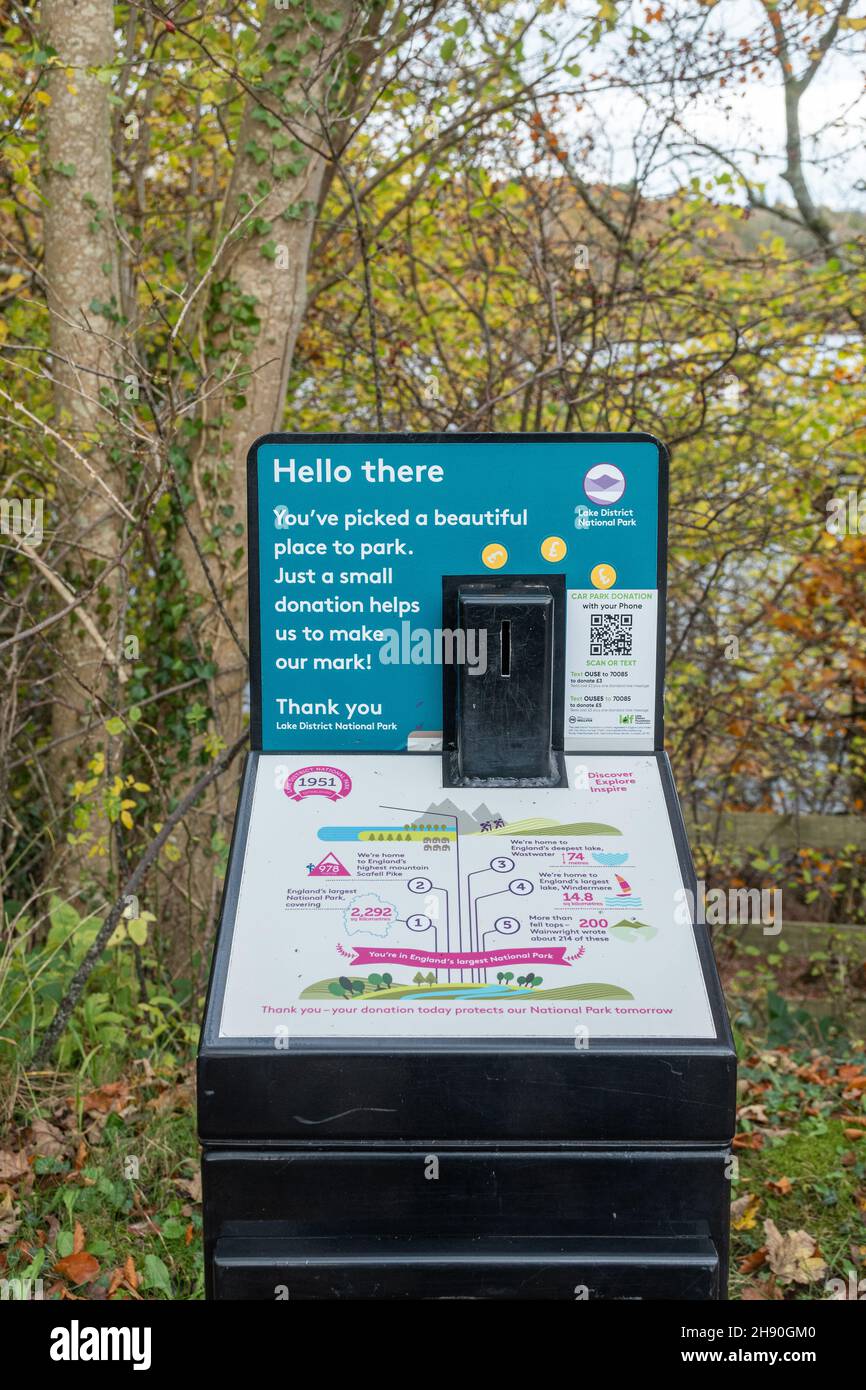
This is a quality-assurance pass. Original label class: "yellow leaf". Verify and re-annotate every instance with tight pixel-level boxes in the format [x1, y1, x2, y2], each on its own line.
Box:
[34, 91, 51, 105]
[120, 810, 133, 830]
[127, 918, 148, 946]
[732, 1192, 761, 1231]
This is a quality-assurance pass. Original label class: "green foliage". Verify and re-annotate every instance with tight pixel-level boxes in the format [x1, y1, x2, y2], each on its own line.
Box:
[0, 893, 197, 1073]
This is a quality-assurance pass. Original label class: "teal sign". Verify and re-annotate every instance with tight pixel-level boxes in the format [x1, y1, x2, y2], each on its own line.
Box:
[249, 434, 664, 751]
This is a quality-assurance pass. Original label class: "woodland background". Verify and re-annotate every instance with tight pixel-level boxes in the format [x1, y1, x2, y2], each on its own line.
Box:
[0, 0, 865, 1299]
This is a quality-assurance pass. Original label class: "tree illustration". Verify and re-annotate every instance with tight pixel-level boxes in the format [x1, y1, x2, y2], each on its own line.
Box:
[368, 973, 383, 990]
[329, 976, 360, 1000]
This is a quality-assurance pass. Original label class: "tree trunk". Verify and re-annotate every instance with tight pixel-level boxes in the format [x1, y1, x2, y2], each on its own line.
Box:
[179, 0, 359, 746]
[42, 0, 123, 836]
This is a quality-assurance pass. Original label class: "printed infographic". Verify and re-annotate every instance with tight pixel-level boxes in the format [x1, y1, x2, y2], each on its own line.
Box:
[219, 754, 715, 1040]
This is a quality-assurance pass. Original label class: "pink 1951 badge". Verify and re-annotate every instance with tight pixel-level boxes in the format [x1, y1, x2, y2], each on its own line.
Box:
[284, 765, 352, 802]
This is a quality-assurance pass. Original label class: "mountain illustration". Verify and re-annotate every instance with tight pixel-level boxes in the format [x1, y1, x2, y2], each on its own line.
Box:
[590, 472, 621, 492]
[412, 799, 497, 835]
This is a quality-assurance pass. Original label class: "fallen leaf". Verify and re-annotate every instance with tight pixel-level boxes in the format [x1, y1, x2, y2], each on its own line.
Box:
[739, 1246, 768, 1274]
[737, 1104, 768, 1124]
[741, 1280, 783, 1300]
[72, 1220, 86, 1254]
[30, 1118, 68, 1157]
[0, 1150, 30, 1182]
[0, 1190, 19, 1243]
[796, 1065, 828, 1085]
[731, 1192, 761, 1230]
[54, 1251, 100, 1285]
[123, 1255, 138, 1290]
[733, 1131, 764, 1151]
[844, 1129, 865, 1142]
[78, 1081, 131, 1115]
[147, 1082, 193, 1115]
[763, 1219, 827, 1285]
[766, 1176, 793, 1196]
[172, 1170, 202, 1203]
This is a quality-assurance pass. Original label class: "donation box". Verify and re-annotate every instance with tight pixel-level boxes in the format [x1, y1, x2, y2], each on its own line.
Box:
[198, 433, 736, 1300]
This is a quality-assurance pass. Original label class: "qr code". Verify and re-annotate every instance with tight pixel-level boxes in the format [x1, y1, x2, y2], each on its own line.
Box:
[590, 612, 633, 656]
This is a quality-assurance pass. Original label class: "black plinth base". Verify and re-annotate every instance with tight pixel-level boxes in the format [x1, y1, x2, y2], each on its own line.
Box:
[213, 1234, 720, 1300]
[201, 1145, 732, 1300]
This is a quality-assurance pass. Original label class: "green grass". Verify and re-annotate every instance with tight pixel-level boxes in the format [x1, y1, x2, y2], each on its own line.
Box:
[729, 1059, 866, 1299]
[1, 1060, 203, 1300]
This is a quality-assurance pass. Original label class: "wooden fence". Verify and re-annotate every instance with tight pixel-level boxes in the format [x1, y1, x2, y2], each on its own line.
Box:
[685, 811, 866, 853]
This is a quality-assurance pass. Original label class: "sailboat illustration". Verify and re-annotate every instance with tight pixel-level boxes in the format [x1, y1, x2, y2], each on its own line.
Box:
[614, 873, 632, 895]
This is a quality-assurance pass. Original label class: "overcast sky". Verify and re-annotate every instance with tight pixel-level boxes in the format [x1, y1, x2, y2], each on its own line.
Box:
[563, 1, 866, 209]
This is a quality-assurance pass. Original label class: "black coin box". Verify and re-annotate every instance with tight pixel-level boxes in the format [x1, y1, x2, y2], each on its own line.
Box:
[198, 433, 736, 1300]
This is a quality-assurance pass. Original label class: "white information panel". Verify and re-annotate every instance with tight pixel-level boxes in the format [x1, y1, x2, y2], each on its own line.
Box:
[219, 755, 715, 1040]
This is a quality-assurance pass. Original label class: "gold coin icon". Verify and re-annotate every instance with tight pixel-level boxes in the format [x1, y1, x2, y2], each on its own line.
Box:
[482, 543, 508, 570]
[541, 536, 567, 562]
[590, 563, 617, 590]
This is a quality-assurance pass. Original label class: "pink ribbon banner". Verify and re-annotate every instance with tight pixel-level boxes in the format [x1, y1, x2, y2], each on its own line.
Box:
[283, 764, 352, 802]
[348, 946, 571, 969]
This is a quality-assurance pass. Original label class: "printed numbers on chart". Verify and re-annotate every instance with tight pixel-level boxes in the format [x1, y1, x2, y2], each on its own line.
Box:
[407, 914, 433, 932]
[494, 917, 521, 935]
[349, 907, 393, 921]
[509, 879, 534, 896]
